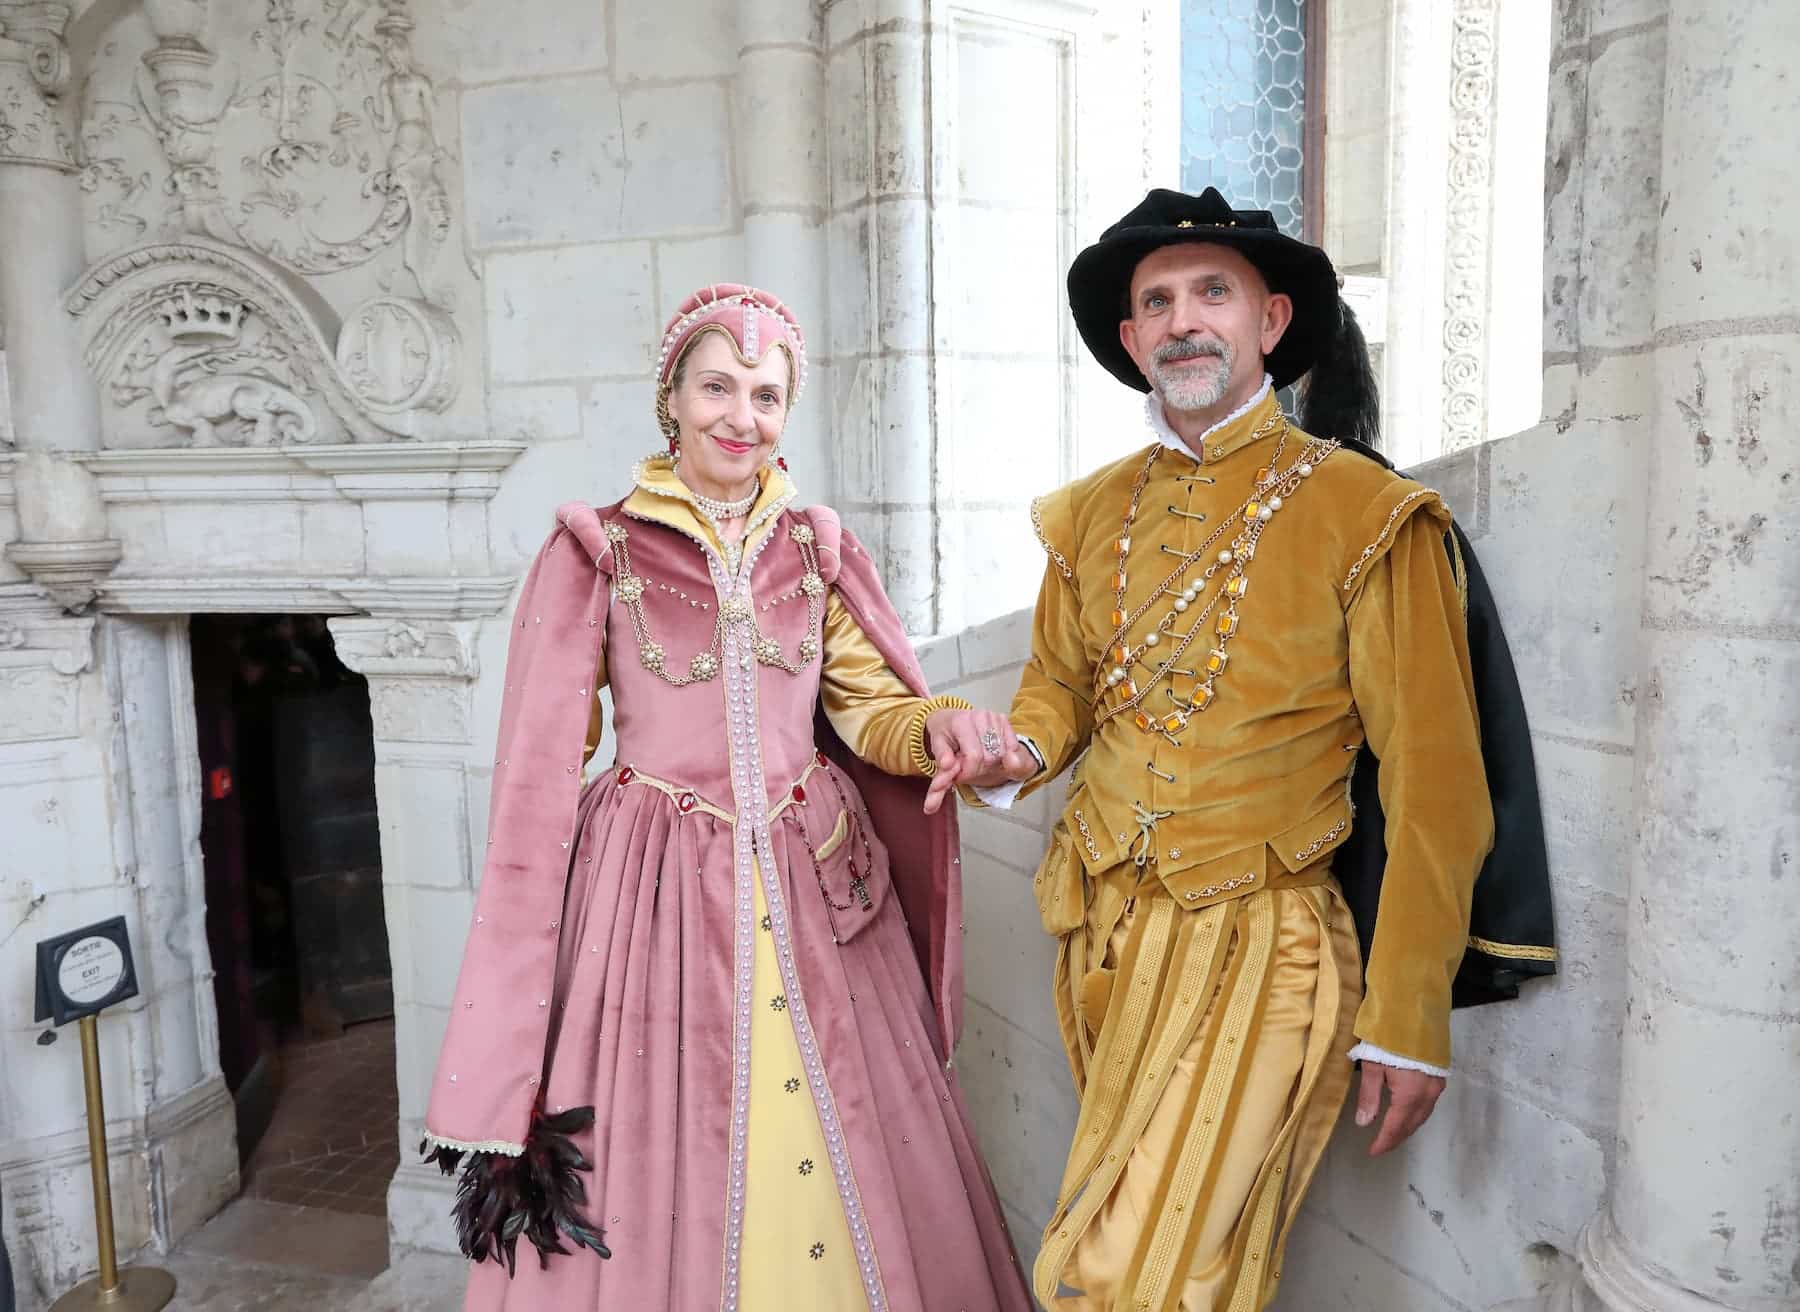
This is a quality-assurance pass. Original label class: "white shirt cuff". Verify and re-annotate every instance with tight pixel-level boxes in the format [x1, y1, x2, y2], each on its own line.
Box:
[972, 778, 1025, 809]
[970, 737, 1044, 811]
[1347, 1042, 1450, 1079]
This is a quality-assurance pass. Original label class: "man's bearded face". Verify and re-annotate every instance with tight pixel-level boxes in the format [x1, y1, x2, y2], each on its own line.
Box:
[1149, 334, 1236, 411]
[1118, 242, 1290, 419]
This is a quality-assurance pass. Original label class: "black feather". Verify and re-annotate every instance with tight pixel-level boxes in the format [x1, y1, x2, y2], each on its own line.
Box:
[421, 1105, 612, 1273]
[1298, 296, 1382, 451]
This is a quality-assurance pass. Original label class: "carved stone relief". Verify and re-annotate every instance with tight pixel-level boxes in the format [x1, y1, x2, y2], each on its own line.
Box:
[67, 238, 447, 445]
[328, 617, 478, 744]
[0, 614, 95, 743]
[73, 0, 471, 446]
[0, 2, 77, 171]
[1441, 0, 1498, 451]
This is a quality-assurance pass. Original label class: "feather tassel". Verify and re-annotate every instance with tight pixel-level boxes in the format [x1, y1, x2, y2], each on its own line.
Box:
[420, 1106, 612, 1273]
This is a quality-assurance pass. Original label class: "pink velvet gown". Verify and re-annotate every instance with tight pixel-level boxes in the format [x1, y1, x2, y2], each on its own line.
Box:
[440, 470, 1033, 1311]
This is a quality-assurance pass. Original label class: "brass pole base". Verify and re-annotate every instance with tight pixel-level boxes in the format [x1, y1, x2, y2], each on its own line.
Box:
[50, 1266, 176, 1311]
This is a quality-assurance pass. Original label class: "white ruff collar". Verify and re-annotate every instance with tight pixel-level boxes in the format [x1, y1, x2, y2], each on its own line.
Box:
[1143, 374, 1274, 459]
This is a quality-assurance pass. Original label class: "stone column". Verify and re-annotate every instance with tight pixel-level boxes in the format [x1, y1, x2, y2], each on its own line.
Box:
[1565, 1, 1800, 1307]
[329, 616, 487, 1258]
[824, 0, 937, 633]
[0, 3, 120, 608]
[735, 0, 832, 490]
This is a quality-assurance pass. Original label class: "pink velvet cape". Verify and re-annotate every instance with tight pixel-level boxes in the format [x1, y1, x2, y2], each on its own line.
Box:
[423, 499, 964, 1165]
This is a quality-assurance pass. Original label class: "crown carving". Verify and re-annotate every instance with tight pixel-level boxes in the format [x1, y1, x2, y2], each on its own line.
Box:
[160, 287, 246, 343]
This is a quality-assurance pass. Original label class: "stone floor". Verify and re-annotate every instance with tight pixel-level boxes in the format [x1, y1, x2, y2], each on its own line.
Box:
[145, 1019, 465, 1310]
[241, 1020, 400, 1217]
[150, 1198, 466, 1310]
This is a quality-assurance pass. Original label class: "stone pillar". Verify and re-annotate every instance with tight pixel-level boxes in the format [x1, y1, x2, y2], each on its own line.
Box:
[735, 0, 832, 493]
[0, 3, 119, 615]
[1539, 0, 1668, 433]
[0, 3, 120, 608]
[1564, 1, 1800, 1307]
[820, 0, 938, 633]
[329, 616, 487, 1258]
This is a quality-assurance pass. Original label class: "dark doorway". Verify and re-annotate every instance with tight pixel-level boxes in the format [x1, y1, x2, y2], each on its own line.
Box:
[191, 615, 397, 1217]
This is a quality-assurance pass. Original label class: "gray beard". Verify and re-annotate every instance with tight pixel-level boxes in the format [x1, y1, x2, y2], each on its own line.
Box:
[1151, 341, 1234, 412]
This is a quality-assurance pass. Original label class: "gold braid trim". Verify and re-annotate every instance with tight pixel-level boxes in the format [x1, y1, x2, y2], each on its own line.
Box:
[1467, 935, 1557, 963]
[908, 694, 975, 776]
[1342, 487, 1440, 592]
[1449, 525, 1470, 618]
[1031, 495, 1075, 581]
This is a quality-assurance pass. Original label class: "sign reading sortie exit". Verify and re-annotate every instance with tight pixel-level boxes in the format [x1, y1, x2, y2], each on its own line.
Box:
[34, 916, 139, 1029]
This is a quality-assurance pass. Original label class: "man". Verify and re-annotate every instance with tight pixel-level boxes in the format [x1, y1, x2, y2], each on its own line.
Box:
[926, 187, 1504, 1311]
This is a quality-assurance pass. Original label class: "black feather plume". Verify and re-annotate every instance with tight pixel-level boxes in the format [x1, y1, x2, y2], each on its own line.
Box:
[420, 1105, 612, 1273]
[1298, 296, 1382, 451]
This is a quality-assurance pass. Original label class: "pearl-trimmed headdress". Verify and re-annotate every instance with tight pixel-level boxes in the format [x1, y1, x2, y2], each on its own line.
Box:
[655, 284, 809, 405]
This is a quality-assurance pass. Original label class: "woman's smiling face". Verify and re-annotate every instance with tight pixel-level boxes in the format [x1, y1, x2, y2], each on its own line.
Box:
[666, 329, 792, 499]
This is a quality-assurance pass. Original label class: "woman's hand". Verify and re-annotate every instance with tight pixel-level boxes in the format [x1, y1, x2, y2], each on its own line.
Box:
[921, 709, 1038, 814]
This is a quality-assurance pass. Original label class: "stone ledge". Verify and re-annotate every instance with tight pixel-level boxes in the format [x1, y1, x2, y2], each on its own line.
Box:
[95, 576, 517, 619]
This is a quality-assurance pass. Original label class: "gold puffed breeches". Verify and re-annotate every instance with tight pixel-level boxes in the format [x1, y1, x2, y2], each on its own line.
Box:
[1034, 875, 1362, 1312]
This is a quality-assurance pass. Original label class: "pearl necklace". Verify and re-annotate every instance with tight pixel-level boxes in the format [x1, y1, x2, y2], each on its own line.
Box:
[690, 486, 758, 520]
[1095, 410, 1340, 740]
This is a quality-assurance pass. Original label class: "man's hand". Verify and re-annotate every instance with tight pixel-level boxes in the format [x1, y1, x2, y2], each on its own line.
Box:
[921, 708, 1037, 815]
[1354, 1062, 1446, 1156]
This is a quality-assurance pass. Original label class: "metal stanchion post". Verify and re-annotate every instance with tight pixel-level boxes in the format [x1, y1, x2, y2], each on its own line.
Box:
[49, 1016, 175, 1311]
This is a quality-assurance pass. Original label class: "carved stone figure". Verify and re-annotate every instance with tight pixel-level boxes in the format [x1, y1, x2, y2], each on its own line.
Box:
[365, 10, 451, 302]
[114, 287, 318, 446]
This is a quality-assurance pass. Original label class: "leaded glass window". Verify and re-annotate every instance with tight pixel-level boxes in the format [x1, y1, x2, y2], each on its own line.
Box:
[1180, 0, 1312, 237]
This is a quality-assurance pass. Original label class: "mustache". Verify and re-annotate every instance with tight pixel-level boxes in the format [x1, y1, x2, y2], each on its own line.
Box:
[1154, 336, 1230, 363]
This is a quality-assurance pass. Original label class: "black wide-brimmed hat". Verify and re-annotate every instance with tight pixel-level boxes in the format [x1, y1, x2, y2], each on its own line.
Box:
[1068, 187, 1341, 392]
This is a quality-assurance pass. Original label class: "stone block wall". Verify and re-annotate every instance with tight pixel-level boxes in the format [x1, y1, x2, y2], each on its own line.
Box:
[921, 420, 1642, 1307]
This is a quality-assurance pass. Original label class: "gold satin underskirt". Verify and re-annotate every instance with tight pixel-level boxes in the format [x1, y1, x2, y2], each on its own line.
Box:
[1035, 880, 1361, 1312]
[741, 865, 866, 1307]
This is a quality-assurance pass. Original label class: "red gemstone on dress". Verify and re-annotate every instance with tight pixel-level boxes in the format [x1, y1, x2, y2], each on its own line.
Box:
[815, 750, 829, 767]
[792, 783, 807, 804]
[677, 792, 697, 812]
[618, 766, 636, 785]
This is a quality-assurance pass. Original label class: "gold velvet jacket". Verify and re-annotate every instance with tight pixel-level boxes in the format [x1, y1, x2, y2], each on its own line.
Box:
[1011, 390, 1493, 1067]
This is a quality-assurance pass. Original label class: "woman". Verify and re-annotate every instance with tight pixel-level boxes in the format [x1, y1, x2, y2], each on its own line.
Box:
[423, 285, 1036, 1311]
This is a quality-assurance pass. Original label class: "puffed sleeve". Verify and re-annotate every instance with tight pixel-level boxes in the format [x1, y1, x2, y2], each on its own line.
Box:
[820, 590, 970, 776]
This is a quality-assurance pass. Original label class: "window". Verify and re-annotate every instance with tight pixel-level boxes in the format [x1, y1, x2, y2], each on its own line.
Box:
[1180, 0, 1323, 240]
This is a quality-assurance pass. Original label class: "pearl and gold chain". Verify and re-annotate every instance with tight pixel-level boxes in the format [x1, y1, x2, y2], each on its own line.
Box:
[604, 519, 825, 685]
[1095, 411, 1339, 739]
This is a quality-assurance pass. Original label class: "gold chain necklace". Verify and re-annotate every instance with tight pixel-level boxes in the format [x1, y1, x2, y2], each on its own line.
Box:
[603, 519, 825, 685]
[1095, 411, 1339, 738]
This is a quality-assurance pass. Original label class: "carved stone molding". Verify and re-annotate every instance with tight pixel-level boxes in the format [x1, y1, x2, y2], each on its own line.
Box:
[78, 438, 526, 502]
[328, 615, 478, 680]
[330, 616, 481, 746]
[93, 574, 516, 618]
[0, 1, 77, 171]
[0, 611, 95, 743]
[0, 611, 94, 673]
[66, 237, 461, 447]
[3, 536, 124, 611]
[1442, 0, 1499, 452]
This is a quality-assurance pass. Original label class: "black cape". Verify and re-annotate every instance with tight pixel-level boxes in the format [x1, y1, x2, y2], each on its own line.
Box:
[1332, 438, 1558, 1007]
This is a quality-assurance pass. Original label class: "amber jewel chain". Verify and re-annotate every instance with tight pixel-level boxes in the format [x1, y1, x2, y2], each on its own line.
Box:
[1096, 412, 1339, 738]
